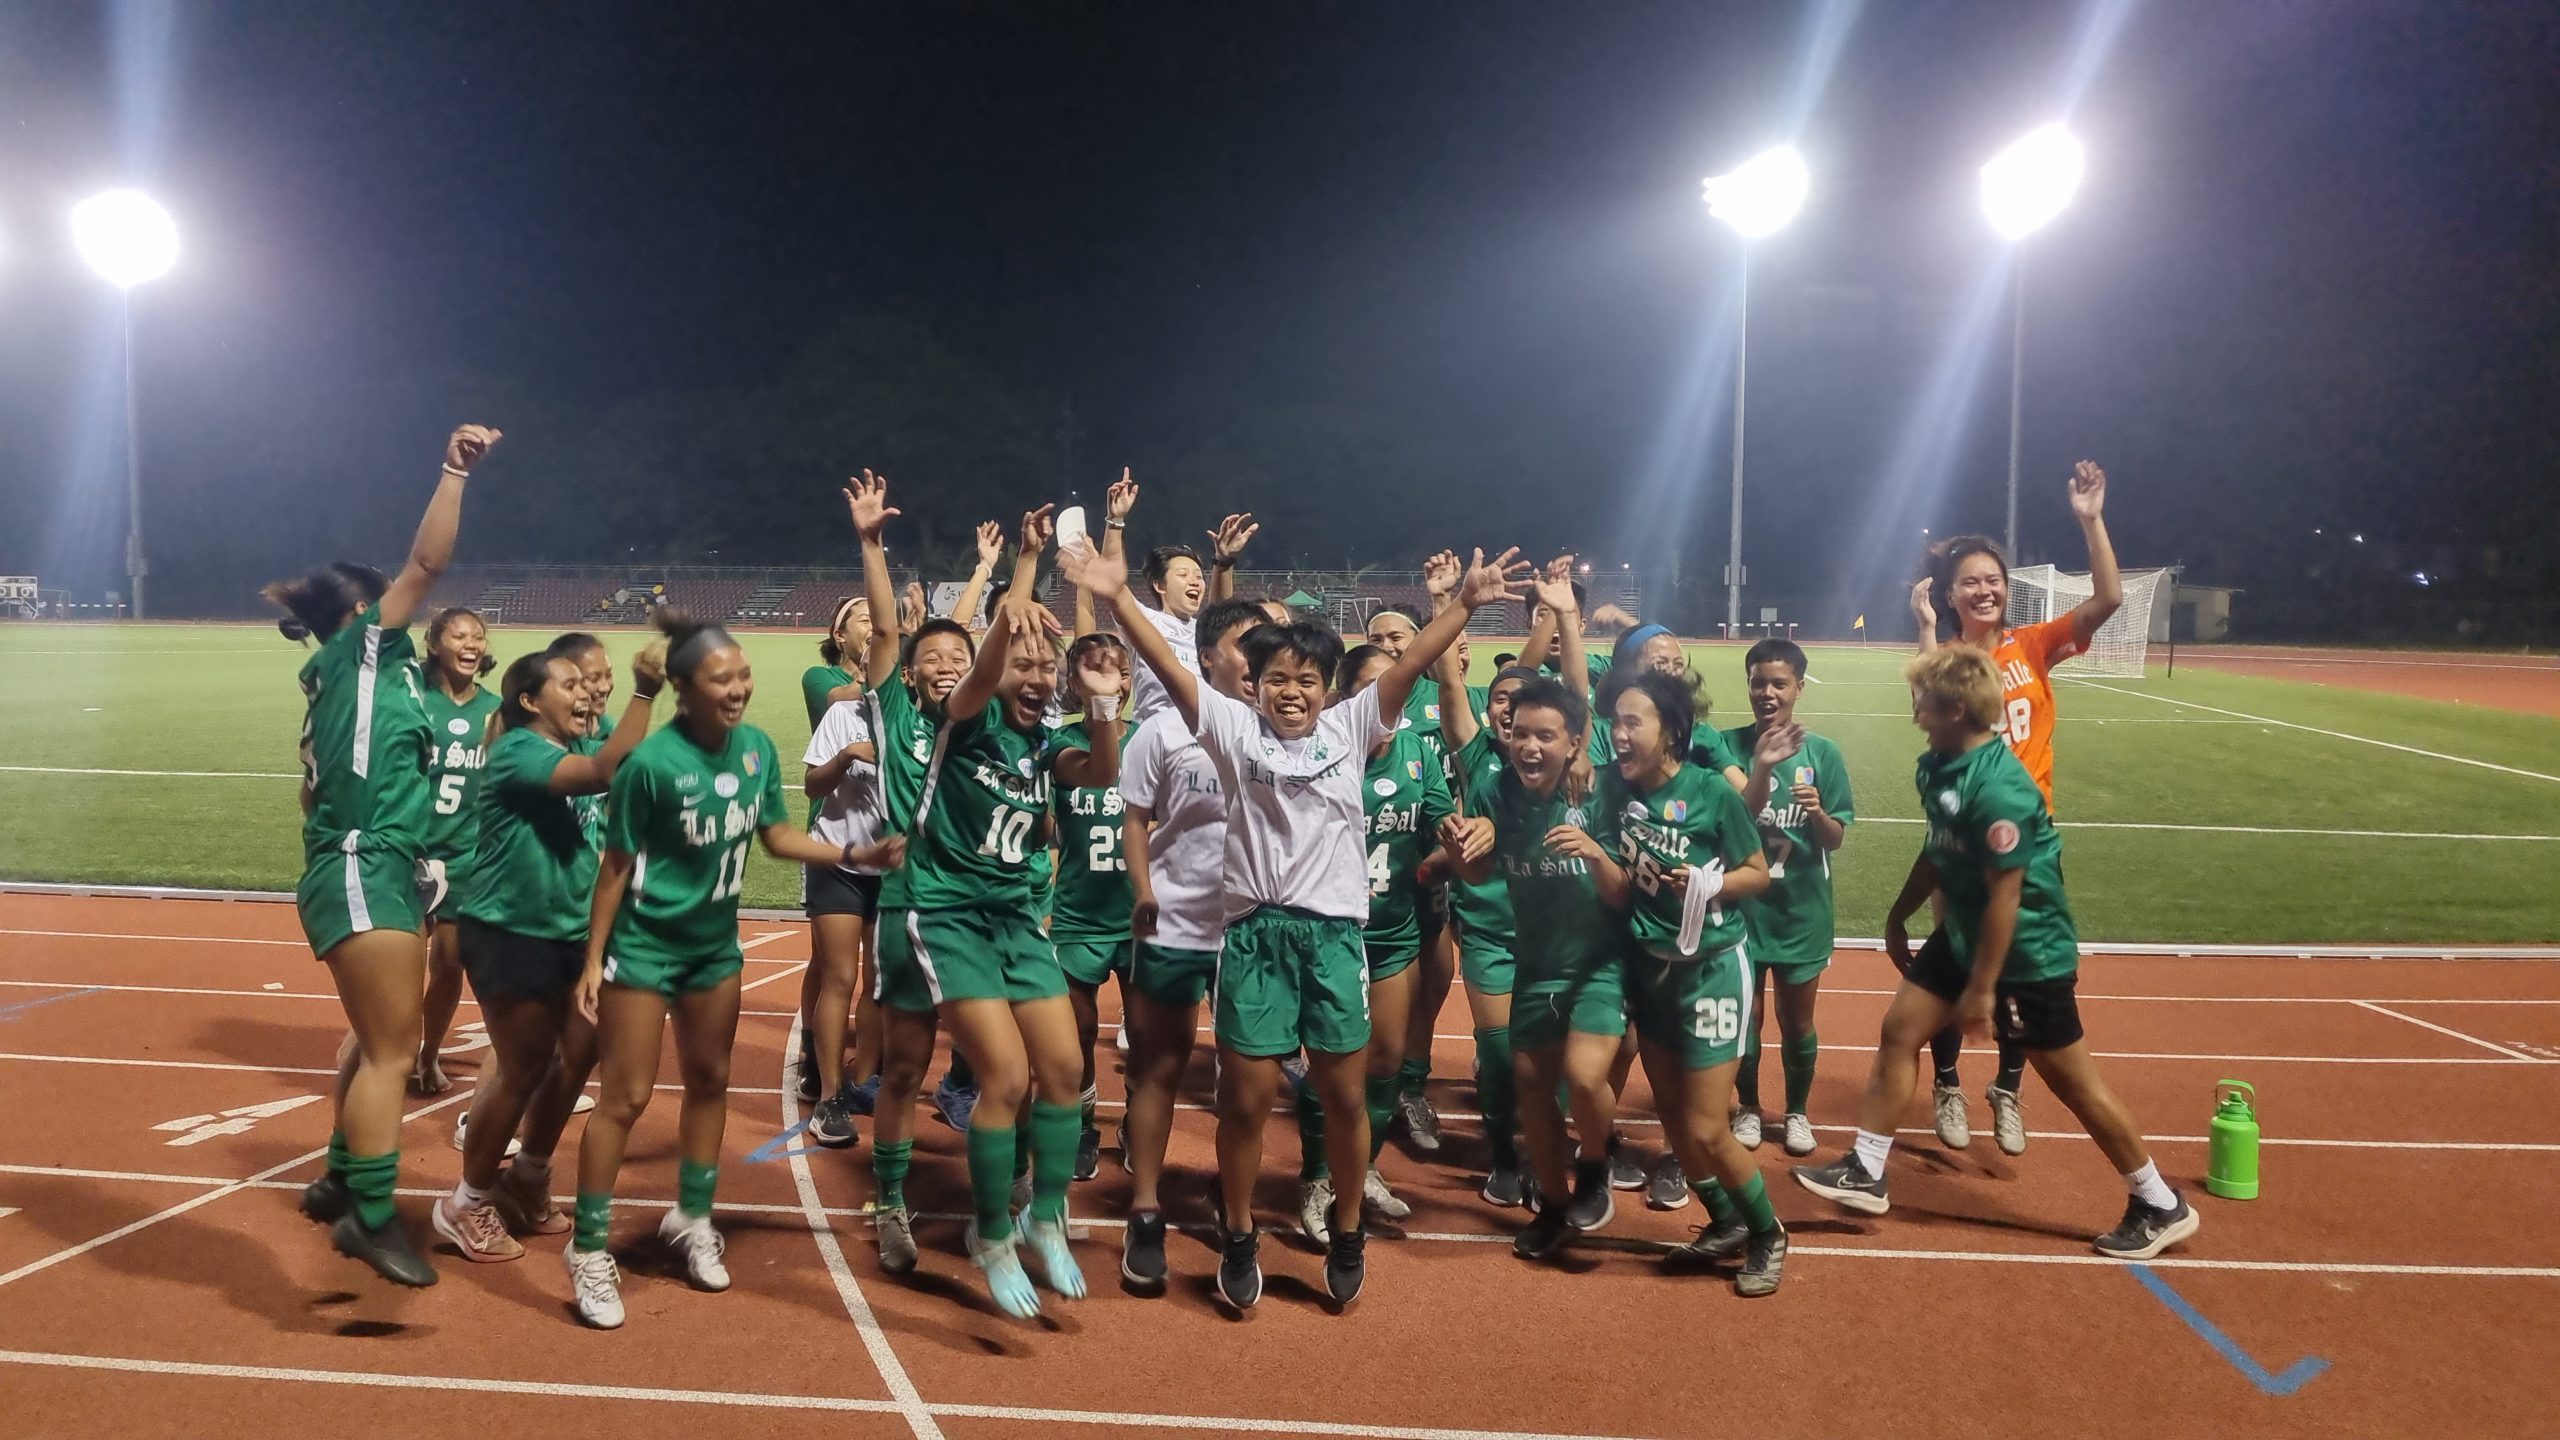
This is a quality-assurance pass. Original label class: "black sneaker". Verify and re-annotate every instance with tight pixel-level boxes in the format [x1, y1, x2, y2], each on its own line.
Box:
[1513, 1208, 1572, 1261]
[1324, 1226, 1367, 1306]
[1565, 1158, 1614, 1232]
[300, 1171, 352, 1225]
[1074, 1125, 1102, 1183]
[2094, 1195, 2200, 1260]
[1215, 1226, 1263, 1311]
[1736, 1222, 1788, 1297]
[1793, 1153, 1890, 1216]
[1645, 1153, 1689, 1211]
[331, 1211, 438, 1287]
[1522, 1166, 1545, 1216]
[808, 1091, 860, 1149]
[1121, 1208, 1168, 1293]
[796, 1034, 822, 1105]
[1665, 1213, 1751, 1267]
[1479, 1155, 1527, 1209]
[1605, 1133, 1646, 1191]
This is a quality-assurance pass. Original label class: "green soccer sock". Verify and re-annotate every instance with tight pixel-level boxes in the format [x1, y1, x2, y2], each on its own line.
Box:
[1364, 1074, 1398, 1161]
[1734, 1028, 1765, 1110]
[943, 1051, 976, 1090]
[873, 1139, 913, 1211]
[1690, 1175, 1740, 1226]
[343, 1149, 399, 1231]
[573, 1191, 612, 1253]
[1396, 1053, 1431, 1100]
[326, 1129, 350, 1180]
[1473, 1026, 1517, 1161]
[1029, 1099, 1080, 1224]
[1013, 1104, 1034, 1179]
[676, 1159, 718, 1220]
[1294, 1070, 1327, 1180]
[1782, 1032, 1821, 1116]
[1735, 1170, 1779, 1234]
[965, 1123, 1018, 1242]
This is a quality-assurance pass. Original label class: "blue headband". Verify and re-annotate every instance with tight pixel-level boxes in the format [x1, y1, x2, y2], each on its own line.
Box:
[1614, 623, 1673, 668]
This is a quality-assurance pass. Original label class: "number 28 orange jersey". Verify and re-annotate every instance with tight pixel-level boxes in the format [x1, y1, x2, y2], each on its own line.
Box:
[1989, 617, 2084, 809]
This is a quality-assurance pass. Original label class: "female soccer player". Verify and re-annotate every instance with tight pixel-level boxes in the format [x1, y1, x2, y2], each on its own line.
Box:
[1110, 469, 1255, 724]
[1909, 460, 2121, 1154]
[1070, 532, 1526, 1311]
[1047, 631, 1137, 1182]
[1795, 645, 2197, 1261]
[803, 596, 870, 725]
[434, 642, 662, 1262]
[1599, 668, 1786, 1295]
[273, 422, 499, 1287]
[800, 685, 887, 1147]
[416, 606, 499, 1094]
[1721, 639, 1855, 1158]
[565, 610, 897, 1330]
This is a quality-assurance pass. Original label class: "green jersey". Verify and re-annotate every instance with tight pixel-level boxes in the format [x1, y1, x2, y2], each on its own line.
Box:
[1487, 765, 1619, 981]
[1721, 724, 1855, 969]
[869, 672, 942, 910]
[420, 683, 502, 863]
[572, 714, 615, 848]
[457, 726, 597, 943]
[1048, 721, 1133, 941]
[296, 603, 433, 865]
[803, 663, 858, 727]
[1404, 680, 1489, 775]
[1361, 726, 1456, 946]
[601, 722, 786, 966]
[1606, 762, 1761, 960]
[1447, 730, 1515, 954]
[905, 702, 1054, 913]
[1918, 737, 2077, 984]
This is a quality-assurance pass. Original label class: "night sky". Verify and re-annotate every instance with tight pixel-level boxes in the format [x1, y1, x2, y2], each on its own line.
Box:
[2, 1, 2553, 630]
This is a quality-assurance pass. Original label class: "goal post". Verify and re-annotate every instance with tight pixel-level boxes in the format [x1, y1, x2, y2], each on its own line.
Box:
[2005, 565, 2172, 678]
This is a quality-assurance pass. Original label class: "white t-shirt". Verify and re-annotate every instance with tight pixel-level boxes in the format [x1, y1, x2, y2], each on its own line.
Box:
[1129, 602, 1202, 726]
[1118, 709, 1228, 953]
[1193, 684, 1394, 923]
[804, 698, 885, 874]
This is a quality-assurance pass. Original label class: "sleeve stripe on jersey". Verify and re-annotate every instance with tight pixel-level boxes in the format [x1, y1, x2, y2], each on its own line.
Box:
[909, 718, 959, 835]
[351, 624, 382, 780]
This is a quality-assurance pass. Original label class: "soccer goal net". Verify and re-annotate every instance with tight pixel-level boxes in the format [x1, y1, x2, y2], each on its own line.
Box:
[2005, 565, 2172, 678]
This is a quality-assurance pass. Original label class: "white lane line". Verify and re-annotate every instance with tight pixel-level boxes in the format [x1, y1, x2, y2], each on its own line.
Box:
[778, 1010, 943, 1440]
[1858, 816, 2560, 842]
[1815, 986, 2560, 1006]
[0, 1052, 784, 1095]
[0, 766, 300, 779]
[2071, 679, 2560, 785]
[739, 962, 812, 996]
[741, 930, 797, 951]
[926, 1401, 1658, 1439]
[2353, 1000, 2543, 1062]
[2174, 652, 2560, 673]
[0, 1349, 902, 1414]
[0, 928, 307, 948]
[0, 1087, 476, 1288]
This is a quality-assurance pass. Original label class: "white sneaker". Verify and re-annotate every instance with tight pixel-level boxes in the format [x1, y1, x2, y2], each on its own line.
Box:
[1987, 1086, 2028, 1156]
[1932, 1085, 1973, 1149]
[1115, 1026, 1131, 1055]
[572, 1091, 597, 1116]
[1297, 1176, 1334, 1246]
[1730, 1108, 1764, 1150]
[433, 1191, 524, 1263]
[656, 1208, 730, 1292]
[1783, 1112, 1817, 1157]
[453, 1111, 522, 1159]
[565, 1244, 625, 1329]
[1362, 1168, 1411, 1221]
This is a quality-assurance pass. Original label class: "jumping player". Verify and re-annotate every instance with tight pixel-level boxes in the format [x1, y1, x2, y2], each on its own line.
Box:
[1047, 631, 1138, 1183]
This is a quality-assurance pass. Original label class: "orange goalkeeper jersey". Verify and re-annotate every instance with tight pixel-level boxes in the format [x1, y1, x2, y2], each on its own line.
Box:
[1989, 617, 2084, 808]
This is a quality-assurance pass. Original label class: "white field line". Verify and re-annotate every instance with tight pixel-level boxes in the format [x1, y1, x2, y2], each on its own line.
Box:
[2352, 1000, 2542, 1062]
[2071, 679, 2560, 785]
[1795, 711, 2261, 724]
[1858, 816, 2560, 842]
[0, 1051, 783, 1095]
[2174, 652, 2560, 673]
[738, 961, 812, 996]
[740, 930, 797, 951]
[0, 766, 300, 779]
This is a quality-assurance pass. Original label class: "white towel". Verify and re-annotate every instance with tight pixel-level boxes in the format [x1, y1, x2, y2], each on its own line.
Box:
[1674, 859, 1726, 957]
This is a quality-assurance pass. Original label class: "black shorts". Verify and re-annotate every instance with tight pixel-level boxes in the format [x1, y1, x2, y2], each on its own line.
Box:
[1907, 930, 2083, 1052]
[805, 864, 882, 919]
[457, 917, 584, 1002]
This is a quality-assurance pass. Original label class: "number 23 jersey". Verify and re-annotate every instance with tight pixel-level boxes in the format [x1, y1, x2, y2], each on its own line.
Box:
[602, 722, 786, 967]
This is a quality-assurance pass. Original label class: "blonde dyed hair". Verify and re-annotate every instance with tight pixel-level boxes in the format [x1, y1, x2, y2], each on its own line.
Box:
[1905, 646, 2003, 731]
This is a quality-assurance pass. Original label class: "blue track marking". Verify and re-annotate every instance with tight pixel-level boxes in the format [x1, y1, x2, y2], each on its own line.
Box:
[0, 987, 105, 1022]
[746, 1118, 822, 1164]
[2127, 1263, 2331, 1396]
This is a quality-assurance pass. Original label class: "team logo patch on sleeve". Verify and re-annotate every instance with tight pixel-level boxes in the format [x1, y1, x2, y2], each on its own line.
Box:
[1987, 819, 2021, 855]
[743, 752, 761, 777]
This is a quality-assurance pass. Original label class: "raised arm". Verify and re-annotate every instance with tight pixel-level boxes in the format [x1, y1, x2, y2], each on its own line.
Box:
[1011, 505, 1054, 619]
[1911, 578, 1940, 656]
[952, 520, 1005, 632]
[1207, 511, 1257, 603]
[1534, 557, 1589, 711]
[1380, 547, 1531, 718]
[1422, 551, 1482, 751]
[1518, 596, 1559, 675]
[2064, 461, 2122, 645]
[949, 595, 1060, 725]
[380, 424, 500, 629]
[1060, 538, 1200, 731]
[550, 644, 666, 795]
[1049, 644, 1127, 791]
[1740, 720, 1803, 819]
[846, 472, 904, 686]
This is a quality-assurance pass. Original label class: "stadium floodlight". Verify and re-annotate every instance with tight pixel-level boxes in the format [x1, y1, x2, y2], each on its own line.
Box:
[1701, 145, 1808, 637]
[71, 190, 178, 288]
[1978, 126, 2085, 556]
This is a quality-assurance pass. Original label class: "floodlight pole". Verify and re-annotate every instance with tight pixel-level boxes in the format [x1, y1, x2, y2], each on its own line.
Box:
[2003, 258, 2024, 562]
[1725, 245, 1750, 640]
[120, 293, 147, 621]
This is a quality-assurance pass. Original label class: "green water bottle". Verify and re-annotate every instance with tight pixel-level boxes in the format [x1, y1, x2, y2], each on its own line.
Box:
[2207, 1079, 2259, 1201]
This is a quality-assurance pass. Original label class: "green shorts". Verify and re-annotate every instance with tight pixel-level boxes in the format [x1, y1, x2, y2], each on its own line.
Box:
[600, 948, 743, 998]
[877, 905, 1065, 1013]
[1458, 938, 1516, 998]
[1363, 924, 1419, 984]
[1055, 936, 1132, 989]
[1625, 941, 1753, 1069]
[1754, 951, 1831, 989]
[296, 838, 428, 957]
[1511, 963, 1625, 1052]
[1215, 905, 1369, 1058]
[1130, 941, 1217, 1008]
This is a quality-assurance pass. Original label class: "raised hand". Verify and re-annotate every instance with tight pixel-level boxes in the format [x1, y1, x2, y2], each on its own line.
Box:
[1018, 503, 1057, 557]
[975, 520, 1005, 570]
[1458, 546, 1535, 611]
[899, 581, 927, 632]
[843, 469, 899, 543]
[1074, 643, 1129, 701]
[630, 639, 669, 692]
[1909, 577, 1938, 630]
[1422, 550, 1462, 601]
[1209, 512, 1259, 566]
[446, 424, 502, 474]
[1106, 468, 1139, 524]
[997, 594, 1062, 645]
[2068, 460, 2107, 522]
[1058, 538, 1129, 601]
[1753, 720, 1804, 772]
[1533, 555, 1581, 617]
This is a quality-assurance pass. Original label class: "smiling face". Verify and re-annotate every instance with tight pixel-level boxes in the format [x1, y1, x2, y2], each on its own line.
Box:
[1508, 700, 1575, 792]
[525, 656, 591, 743]
[1636, 633, 1687, 676]
[679, 644, 754, 731]
[1910, 682, 1975, 752]
[1610, 685, 1675, 779]
[997, 630, 1061, 730]
[1951, 552, 2009, 635]
[909, 631, 972, 705]
[1365, 610, 1419, 658]
[1254, 648, 1329, 739]
[1485, 675, 1526, 740]
[1205, 617, 1259, 700]
[571, 647, 615, 718]
[1749, 660, 1802, 727]
[430, 613, 487, 690]
[832, 599, 871, 654]
[1155, 556, 1207, 619]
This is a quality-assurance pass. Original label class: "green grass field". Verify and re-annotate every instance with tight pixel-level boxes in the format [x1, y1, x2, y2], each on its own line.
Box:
[3, 623, 2555, 944]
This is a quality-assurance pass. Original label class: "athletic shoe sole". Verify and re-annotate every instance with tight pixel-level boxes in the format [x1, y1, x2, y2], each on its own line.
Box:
[2095, 1206, 2201, 1261]
[1792, 1168, 1890, 1216]
[431, 1201, 525, 1263]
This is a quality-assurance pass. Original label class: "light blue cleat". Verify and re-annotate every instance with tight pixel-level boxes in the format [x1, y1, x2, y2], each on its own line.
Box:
[965, 1221, 1042, 1319]
[1017, 1207, 1087, 1301]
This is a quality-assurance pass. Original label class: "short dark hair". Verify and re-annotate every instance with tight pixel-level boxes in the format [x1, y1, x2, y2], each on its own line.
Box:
[1334, 642, 1392, 695]
[261, 562, 386, 644]
[427, 607, 497, 677]
[1508, 676, 1588, 739]
[1598, 667, 1695, 751]
[1194, 597, 1269, 657]
[1242, 621, 1343, 685]
[1743, 638, 1808, 681]
[547, 631, 606, 662]
[1492, 652, 1518, 669]
[901, 616, 975, 669]
[1143, 545, 1203, 597]
[498, 651, 564, 732]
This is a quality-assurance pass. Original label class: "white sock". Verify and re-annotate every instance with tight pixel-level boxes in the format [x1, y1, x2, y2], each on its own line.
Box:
[452, 1178, 489, 1210]
[1852, 1129, 1895, 1181]
[2123, 1160, 2176, 1211]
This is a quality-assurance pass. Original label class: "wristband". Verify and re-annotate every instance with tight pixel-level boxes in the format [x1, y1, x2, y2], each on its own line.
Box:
[840, 842, 860, 872]
[1104, 518, 1127, 530]
[631, 686, 661, 702]
[1088, 693, 1121, 723]
[441, 463, 470, 480]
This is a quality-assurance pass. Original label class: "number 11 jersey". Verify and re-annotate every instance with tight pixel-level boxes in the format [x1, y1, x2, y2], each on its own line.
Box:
[602, 722, 786, 966]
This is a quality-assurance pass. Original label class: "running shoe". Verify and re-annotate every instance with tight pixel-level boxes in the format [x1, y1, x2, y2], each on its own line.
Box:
[1736, 1222, 1789, 1297]
[1396, 1088, 1443, 1154]
[796, 1033, 822, 1104]
[808, 1090, 860, 1150]
[1297, 1176, 1334, 1246]
[331, 1211, 437, 1288]
[1121, 1208, 1169, 1293]
[1114, 1120, 1131, 1175]
[932, 1074, 979, 1132]
[1793, 1153, 1891, 1216]
[1361, 1167, 1411, 1221]
[493, 1165, 569, 1236]
[1074, 1125, 1102, 1182]
[433, 1191, 525, 1263]
[1017, 1207, 1087, 1300]
[1215, 1227, 1263, 1311]
[1479, 1156, 1527, 1209]
[1782, 1112, 1817, 1157]
[1987, 1085, 2028, 1156]
[1645, 1153, 1690, 1211]
[2094, 1196, 2201, 1261]
[876, 1204, 919, 1276]
[844, 1073, 881, 1117]
[300, 1171, 351, 1225]
[572, 1091, 597, 1116]
[657, 1208, 730, 1292]
[1325, 1226, 1367, 1306]
[1605, 1134, 1646, 1191]
[1513, 1208, 1572, 1262]
[564, 1244, 624, 1329]
[966, 1222, 1041, 1319]
[1730, 1108, 1764, 1151]
[1932, 1084, 1972, 1149]
[1665, 1212, 1751, 1266]
[1565, 1158, 1615, 1232]
[1115, 1024, 1131, 1055]
[453, 1111, 522, 1160]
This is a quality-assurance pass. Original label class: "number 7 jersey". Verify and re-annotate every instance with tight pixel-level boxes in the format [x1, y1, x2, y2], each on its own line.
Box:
[602, 722, 787, 966]
[905, 704, 1056, 912]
